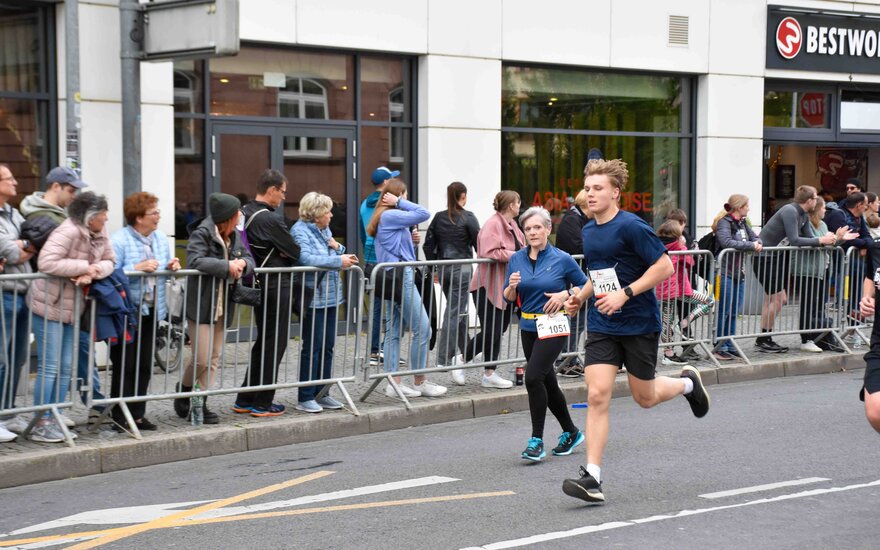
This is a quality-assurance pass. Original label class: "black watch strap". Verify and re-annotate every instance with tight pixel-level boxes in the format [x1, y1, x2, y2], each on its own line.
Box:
[623, 286, 634, 298]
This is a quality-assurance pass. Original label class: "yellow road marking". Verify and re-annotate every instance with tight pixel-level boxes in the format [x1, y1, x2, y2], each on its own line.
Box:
[172, 490, 517, 526]
[0, 489, 515, 548]
[65, 470, 333, 549]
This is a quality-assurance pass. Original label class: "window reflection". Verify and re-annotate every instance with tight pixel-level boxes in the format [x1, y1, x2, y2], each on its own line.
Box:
[279, 77, 329, 156]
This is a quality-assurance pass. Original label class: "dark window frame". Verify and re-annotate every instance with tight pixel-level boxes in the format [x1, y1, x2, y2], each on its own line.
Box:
[501, 62, 696, 230]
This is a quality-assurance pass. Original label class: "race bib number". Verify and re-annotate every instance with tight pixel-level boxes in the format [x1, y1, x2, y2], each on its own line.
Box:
[536, 313, 570, 340]
[590, 267, 621, 297]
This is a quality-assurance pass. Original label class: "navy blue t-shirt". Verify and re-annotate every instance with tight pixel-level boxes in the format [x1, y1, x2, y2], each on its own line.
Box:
[581, 209, 667, 335]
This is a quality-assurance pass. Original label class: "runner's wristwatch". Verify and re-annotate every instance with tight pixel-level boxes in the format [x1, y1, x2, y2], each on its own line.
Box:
[623, 286, 634, 298]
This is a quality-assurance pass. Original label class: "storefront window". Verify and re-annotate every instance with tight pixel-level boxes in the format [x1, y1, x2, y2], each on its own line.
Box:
[840, 90, 880, 132]
[208, 47, 354, 119]
[503, 67, 682, 132]
[502, 65, 691, 228]
[361, 56, 409, 123]
[0, 4, 54, 204]
[763, 90, 831, 129]
[174, 119, 204, 238]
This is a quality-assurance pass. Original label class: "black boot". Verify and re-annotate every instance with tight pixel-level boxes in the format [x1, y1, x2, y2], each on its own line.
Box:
[174, 384, 192, 418]
[203, 396, 219, 425]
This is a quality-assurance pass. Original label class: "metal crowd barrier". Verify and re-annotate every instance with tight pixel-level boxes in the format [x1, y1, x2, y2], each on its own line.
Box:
[0, 266, 364, 444]
[714, 245, 853, 363]
[657, 250, 720, 367]
[840, 246, 871, 347]
[359, 258, 529, 409]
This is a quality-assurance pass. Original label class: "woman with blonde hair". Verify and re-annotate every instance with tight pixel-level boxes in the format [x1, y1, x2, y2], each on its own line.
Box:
[712, 194, 761, 360]
[367, 179, 446, 399]
[291, 191, 358, 413]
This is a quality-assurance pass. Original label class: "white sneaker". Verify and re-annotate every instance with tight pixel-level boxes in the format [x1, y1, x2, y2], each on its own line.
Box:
[0, 424, 16, 442]
[413, 381, 448, 397]
[385, 383, 422, 399]
[446, 354, 466, 386]
[1, 415, 29, 434]
[58, 414, 76, 428]
[29, 420, 65, 443]
[800, 340, 823, 353]
[481, 372, 514, 389]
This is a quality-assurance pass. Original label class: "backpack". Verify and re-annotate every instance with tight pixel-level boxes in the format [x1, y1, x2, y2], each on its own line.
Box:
[697, 231, 716, 254]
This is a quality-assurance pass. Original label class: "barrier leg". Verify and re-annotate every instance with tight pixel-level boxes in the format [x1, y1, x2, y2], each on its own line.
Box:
[359, 378, 382, 402]
[48, 406, 76, 448]
[334, 381, 360, 417]
[114, 401, 142, 440]
[87, 405, 113, 433]
[728, 339, 751, 365]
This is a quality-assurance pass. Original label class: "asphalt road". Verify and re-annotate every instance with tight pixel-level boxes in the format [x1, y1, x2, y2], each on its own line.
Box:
[1, 370, 877, 550]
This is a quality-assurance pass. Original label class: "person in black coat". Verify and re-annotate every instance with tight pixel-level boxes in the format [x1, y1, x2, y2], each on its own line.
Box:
[826, 192, 873, 322]
[174, 193, 254, 424]
[553, 190, 590, 376]
[423, 182, 480, 383]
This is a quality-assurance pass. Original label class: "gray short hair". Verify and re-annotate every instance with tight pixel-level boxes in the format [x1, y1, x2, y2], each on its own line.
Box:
[299, 192, 333, 222]
[519, 206, 552, 229]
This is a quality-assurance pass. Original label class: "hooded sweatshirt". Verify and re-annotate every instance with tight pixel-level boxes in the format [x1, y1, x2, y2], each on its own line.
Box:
[359, 191, 381, 263]
[19, 192, 67, 224]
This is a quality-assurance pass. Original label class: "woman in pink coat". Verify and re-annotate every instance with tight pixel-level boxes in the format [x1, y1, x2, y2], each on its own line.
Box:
[452, 190, 523, 389]
[27, 192, 115, 443]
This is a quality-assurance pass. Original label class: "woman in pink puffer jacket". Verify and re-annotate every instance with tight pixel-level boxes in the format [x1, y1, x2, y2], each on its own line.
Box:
[27, 192, 115, 443]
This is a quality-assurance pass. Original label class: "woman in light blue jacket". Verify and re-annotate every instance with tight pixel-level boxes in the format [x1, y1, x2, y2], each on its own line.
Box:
[290, 192, 358, 413]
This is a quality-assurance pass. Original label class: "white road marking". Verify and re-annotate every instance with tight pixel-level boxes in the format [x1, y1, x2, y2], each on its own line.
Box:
[9, 501, 216, 535]
[698, 477, 830, 499]
[191, 475, 459, 520]
[465, 478, 880, 550]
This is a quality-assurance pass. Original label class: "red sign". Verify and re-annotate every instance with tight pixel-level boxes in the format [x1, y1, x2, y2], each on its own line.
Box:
[799, 93, 825, 127]
[776, 16, 802, 59]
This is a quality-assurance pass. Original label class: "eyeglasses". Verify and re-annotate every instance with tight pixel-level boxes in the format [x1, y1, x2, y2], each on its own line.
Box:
[277, 187, 287, 196]
[145, 210, 161, 217]
[0, 176, 16, 182]
[846, 185, 858, 191]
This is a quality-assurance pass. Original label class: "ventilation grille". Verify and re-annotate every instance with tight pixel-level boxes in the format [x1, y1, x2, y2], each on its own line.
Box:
[668, 15, 689, 46]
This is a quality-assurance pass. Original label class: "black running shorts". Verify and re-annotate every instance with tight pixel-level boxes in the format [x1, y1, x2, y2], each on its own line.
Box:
[752, 253, 790, 296]
[583, 332, 659, 381]
[860, 352, 880, 402]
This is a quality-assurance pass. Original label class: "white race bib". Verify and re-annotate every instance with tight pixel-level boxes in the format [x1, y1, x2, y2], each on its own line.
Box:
[589, 267, 621, 297]
[536, 313, 570, 340]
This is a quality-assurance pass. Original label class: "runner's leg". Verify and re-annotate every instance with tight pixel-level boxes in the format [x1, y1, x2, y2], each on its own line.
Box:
[584, 363, 619, 467]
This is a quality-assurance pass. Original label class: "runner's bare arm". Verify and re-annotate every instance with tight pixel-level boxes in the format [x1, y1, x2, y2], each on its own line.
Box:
[861, 276, 876, 317]
[564, 279, 593, 315]
[594, 254, 673, 315]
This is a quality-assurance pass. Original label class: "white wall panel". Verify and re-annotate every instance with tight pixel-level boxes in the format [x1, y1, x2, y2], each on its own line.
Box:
[141, 104, 176, 237]
[79, 102, 123, 234]
[418, 128, 501, 228]
[697, 74, 764, 139]
[297, 0, 428, 53]
[610, 0, 709, 73]
[428, 0, 501, 58]
[419, 56, 501, 130]
[695, 136, 764, 235]
[502, 0, 611, 66]
[79, 3, 120, 101]
[709, 0, 765, 76]
[240, 0, 297, 44]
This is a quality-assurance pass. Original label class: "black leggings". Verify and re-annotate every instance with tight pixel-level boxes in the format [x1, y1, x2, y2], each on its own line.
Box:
[521, 330, 577, 439]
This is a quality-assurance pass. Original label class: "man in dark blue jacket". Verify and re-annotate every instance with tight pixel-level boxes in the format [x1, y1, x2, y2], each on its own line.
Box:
[826, 192, 873, 325]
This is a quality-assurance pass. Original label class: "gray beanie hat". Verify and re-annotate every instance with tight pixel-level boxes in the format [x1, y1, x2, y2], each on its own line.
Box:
[208, 192, 240, 224]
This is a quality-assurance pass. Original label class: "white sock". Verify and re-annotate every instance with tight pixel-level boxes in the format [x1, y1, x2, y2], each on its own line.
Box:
[682, 377, 694, 395]
[586, 463, 601, 483]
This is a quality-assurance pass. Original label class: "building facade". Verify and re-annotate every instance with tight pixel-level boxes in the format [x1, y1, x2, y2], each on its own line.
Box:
[4, 0, 880, 245]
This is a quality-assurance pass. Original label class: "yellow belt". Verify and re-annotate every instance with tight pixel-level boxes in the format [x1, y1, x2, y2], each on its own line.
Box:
[520, 312, 569, 320]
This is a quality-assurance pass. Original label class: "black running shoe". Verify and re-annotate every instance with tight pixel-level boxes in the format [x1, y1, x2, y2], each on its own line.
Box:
[680, 365, 710, 418]
[557, 358, 585, 378]
[521, 437, 545, 462]
[552, 430, 585, 456]
[755, 337, 788, 353]
[562, 466, 605, 503]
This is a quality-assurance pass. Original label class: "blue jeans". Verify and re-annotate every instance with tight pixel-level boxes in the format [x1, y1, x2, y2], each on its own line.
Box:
[32, 314, 74, 411]
[298, 307, 337, 402]
[715, 275, 743, 352]
[384, 268, 431, 373]
[366, 262, 384, 355]
[0, 292, 29, 410]
[77, 331, 105, 404]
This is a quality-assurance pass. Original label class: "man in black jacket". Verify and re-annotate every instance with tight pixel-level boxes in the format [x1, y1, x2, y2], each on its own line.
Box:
[826, 192, 872, 327]
[232, 169, 301, 417]
[554, 189, 590, 377]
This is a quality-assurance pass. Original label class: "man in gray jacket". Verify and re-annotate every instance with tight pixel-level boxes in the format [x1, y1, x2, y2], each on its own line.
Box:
[0, 164, 34, 440]
[754, 185, 836, 353]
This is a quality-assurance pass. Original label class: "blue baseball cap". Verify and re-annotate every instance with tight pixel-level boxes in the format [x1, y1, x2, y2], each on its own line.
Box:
[371, 166, 400, 185]
[46, 166, 88, 189]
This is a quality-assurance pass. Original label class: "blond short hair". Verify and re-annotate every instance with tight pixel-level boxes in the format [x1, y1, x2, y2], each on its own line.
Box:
[584, 158, 629, 191]
[574, 189, 588, 209]
[299, 191, 333, 222]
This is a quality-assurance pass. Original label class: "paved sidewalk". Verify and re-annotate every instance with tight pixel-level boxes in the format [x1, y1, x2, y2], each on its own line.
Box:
[0, 328, 866, 489]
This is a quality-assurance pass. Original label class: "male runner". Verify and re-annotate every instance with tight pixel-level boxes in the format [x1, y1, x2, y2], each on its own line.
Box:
[857, 263, 880, 434]
[561, 158, 710, 504]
